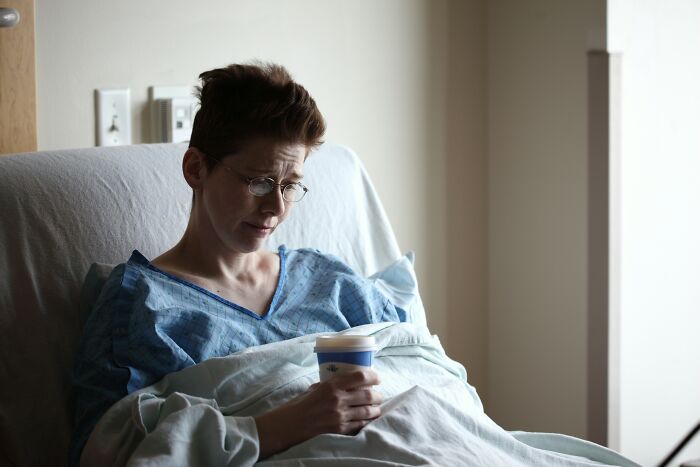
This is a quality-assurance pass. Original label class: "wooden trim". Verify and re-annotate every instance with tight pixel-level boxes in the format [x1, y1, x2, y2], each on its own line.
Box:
[0, 0, 37, 154]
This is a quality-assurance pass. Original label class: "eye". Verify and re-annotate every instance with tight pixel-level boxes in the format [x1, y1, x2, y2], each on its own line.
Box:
[282, 182, 307, 202]
[248, 177, 274, 196]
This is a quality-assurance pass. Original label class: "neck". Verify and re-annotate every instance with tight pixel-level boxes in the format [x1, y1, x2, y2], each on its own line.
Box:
[156, 217, 266, 284]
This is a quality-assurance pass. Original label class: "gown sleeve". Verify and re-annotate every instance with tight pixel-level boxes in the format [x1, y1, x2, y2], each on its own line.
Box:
[71, 263, 262, 467]
[69, 264, 131, 466]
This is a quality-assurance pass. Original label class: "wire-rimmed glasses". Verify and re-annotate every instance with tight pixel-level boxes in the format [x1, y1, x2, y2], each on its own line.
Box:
[205, 153, 309, 203]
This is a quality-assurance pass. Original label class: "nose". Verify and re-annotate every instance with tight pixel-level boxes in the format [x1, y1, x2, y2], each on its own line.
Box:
[260, 186, 287, 217]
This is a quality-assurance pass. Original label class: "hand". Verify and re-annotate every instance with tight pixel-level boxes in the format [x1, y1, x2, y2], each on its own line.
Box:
[295, 368, 383, 435]
[255, 368, 382, 459]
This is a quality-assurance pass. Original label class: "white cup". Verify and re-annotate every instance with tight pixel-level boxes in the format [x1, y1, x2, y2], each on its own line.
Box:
[313, 335, 378, 382]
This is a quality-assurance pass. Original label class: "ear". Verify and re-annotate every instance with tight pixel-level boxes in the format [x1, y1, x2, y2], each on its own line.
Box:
[182, 147, 209, 190]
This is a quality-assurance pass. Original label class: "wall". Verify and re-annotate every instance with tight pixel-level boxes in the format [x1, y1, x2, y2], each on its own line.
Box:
[608, 1, 700, 465]
[35, 0, 489, 395]
[487, 0, 606, 439]
[37, 2, 699, 462]
[445, 0, 489, 400]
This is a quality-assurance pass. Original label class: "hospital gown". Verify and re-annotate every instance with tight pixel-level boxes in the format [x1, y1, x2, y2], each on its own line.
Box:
[69, 245, 408, 466]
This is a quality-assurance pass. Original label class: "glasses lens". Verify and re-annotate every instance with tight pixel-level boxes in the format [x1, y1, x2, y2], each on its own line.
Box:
[283, 183, 306, 202]
[249, 178, 274, 196]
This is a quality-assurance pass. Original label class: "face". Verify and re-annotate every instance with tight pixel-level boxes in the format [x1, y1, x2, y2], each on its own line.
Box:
[187, 138, 307, 255]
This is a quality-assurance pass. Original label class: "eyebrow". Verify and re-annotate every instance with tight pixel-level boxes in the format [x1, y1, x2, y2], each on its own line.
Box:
[245, 167, 304, 180]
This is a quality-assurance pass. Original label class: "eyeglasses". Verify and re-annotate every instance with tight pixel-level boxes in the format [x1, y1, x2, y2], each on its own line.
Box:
[205, 154, 309, 203]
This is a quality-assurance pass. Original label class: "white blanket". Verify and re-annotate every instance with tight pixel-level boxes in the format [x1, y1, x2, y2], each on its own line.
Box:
[82, 323, 640, 467]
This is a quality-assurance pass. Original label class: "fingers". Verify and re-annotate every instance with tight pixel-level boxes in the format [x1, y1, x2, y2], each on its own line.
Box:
[348, 403, 381, 421]
[346, 387, 383, 406]
[324, 398, 381, 435]
[339, 419, 375, 436]
[298, 369, 383, 436]
[328, 368, 380, 390]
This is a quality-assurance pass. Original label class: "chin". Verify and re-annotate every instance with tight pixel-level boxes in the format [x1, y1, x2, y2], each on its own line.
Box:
[232, 239, 266, 254]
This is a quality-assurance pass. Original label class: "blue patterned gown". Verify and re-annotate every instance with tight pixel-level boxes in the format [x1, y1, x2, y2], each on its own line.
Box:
[69, 245, 407, 465]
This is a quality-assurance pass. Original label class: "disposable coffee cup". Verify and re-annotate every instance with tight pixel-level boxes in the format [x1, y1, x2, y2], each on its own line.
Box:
[313, 335, 378, 382]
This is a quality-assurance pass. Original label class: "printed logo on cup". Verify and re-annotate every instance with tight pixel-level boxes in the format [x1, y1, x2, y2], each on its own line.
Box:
[313, 335, 378, 382]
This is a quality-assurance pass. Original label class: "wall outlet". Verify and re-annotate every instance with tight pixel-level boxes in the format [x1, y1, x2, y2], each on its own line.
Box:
[154, 96, 197, 143]
[148, 85, 193, 143]
[95, 88, 131, 146]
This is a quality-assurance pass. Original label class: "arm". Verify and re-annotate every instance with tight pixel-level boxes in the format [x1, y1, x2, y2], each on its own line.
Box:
[80, 368, 382, 466]
[255, 368, 382, 460]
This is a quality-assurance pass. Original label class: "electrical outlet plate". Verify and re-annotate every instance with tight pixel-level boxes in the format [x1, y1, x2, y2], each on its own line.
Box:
[149, 86, 193, 143]
[95, 88, 131, 146]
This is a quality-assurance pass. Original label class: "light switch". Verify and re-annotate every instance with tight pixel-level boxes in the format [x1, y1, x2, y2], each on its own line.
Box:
[95, 88, 131, 146]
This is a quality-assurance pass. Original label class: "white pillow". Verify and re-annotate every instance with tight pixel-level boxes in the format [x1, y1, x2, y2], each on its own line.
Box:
[368, 251, 427, 327]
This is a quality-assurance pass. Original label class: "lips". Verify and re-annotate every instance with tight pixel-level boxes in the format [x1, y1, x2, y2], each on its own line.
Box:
[244, 222, 275, 236]
[247, 222, 274, 230]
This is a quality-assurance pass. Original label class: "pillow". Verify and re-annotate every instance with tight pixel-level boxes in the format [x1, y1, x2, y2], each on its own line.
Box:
[79, 252, 427, 327]
[368, 252, 427, 327]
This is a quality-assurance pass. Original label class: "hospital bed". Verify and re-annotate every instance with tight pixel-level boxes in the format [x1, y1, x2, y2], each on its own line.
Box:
[0, 143, 638, 466]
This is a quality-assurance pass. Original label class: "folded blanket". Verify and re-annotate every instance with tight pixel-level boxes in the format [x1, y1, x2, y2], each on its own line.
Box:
[82, 323, 640, 467]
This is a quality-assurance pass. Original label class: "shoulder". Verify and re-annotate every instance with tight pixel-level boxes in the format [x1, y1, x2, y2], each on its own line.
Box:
[283, 246, 358, 276]
[82, 250, 161, 324]
[97, 251, 151, 295]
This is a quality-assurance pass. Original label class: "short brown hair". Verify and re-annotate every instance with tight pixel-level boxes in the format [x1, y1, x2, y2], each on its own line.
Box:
[189, 62, 326, 164]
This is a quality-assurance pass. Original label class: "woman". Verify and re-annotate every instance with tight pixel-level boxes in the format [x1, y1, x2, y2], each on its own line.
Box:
[70, 62, 408, 465]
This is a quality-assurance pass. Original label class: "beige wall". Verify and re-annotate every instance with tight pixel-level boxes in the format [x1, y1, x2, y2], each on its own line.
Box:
[35, 0, 618, 440]
[35, 0, 489, 394]
[445, 0, 489, 400]
[487, 0, 605, 438]
[36, 5, 696, 463]
[35, 0, 628, 444]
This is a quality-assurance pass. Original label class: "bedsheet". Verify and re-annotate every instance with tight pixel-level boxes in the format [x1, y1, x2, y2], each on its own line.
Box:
[81, 323, 640, 467]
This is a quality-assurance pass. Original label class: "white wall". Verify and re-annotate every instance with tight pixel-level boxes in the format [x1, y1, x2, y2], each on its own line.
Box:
[608, 1, 700, 465]
[35, 0, 489, 394]
[487, 0, 605, 439]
